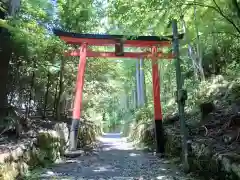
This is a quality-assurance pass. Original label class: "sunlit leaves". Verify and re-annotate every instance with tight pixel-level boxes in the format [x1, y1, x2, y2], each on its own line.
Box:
[57, 0, 95, 32]
[105, 0, 240, 116]
[8, 0, 240, 128]
[20, 0, 53, 22]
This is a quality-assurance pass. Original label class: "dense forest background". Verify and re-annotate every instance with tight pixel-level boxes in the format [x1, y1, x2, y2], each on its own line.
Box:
[1, 0, 240, 140]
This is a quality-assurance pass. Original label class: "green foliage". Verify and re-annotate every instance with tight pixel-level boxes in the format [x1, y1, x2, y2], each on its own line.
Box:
[135, 107, 153, 123]
[104, 0, 240, 149]
[3, 0, 240, 152]
[127, 106, 155, 148]
[3, 0, 124, 127]
[77, 120, 101, 148]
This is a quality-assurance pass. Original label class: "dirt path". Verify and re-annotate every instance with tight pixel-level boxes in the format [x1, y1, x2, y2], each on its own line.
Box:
[37, 133, 198, 180]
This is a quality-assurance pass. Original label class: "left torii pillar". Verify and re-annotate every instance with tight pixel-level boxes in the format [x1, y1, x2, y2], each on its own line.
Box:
[69, 43, 87, 151]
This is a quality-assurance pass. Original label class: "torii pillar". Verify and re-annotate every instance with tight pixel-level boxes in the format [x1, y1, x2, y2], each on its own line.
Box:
[69, 43, 87, 151]
[152, 46, 164, 154]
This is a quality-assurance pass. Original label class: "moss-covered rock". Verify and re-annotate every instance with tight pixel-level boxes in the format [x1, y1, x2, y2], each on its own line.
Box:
[36, 130, 61, 163]
[37, 130, 60, 148]
[165, 129, 240, 180]
[24, 146, 40, 168]
[53, 122, 69, 153]
[0, 163, 18, 180]
[17, 161, 29, 177]
[0, 129, 65, 180]
[219, 153, 240, 179]
[77, 121, 98, 148]
[164, 128, 182, 157]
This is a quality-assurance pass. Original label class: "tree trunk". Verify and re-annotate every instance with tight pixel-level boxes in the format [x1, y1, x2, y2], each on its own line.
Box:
[56, 58, 65, 120]
[139, 58, 145, 106]
[194, 3, 205, 81]
[132, 89, 137, 109]
[125, 91, 129, 110]
[26, 60, 36, 117]
[0, 0, 21, 109]
[0, 31, 11, 108]
[43, 71, 51, 118]
[136, 60, 141, 107]
[212, 20, 217, 75]
[181, 16, 198, 80]
[53, 71, 60, 118]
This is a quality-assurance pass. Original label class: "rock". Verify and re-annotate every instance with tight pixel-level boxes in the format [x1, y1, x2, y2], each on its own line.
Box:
[0, 126, 68, 179]
[36, 130, 62, 163]
[231, 163, 240, 178]
[17, 162, 29, 177]
[0, 155, 29, 179]
[9, 146, 24, 162]
[222, 156, 231, 173]
[165, 126, 240, 179]
[37, 130, 60, 148]
[0, 162, 19, 180]
[26, 130, 37, 137]
[199, 102, 215, 124]
[0, 106, 24, 138]
[26, 146, 40, 168]
[231, 100, 240, 115]
[164, 114, 179, 124]
[222, 131, 238, 144]
[64, 149, 84, 158]
[212, 75, 225, 84]
[53, 122, 69, 151]
[77, 121, 97, 149]
[164, 128, 181, 157]
[219, 153, 240, 179]
[191, 140, 212, 158]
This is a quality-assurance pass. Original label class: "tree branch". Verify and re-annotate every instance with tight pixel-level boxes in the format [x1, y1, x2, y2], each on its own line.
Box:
[210, 31, 240, 38]
[184, 1, 240, 35]
[212, 0, 240, 34]
[232, 0, 240, 19]
[185, 2, 219, 12]
[108, 1, 240, 35]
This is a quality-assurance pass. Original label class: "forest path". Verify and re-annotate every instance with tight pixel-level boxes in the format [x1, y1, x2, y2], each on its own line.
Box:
[38, 133, 197, 180]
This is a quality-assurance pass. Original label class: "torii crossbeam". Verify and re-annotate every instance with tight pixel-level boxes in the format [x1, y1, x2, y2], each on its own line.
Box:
[53, 27, 185, 155]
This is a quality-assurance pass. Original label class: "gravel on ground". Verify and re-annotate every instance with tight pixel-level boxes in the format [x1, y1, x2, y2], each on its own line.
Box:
[37, 133, 199, 180]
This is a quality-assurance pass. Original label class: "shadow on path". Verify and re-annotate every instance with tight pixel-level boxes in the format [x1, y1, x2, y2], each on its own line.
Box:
[37, 133, 196, 180]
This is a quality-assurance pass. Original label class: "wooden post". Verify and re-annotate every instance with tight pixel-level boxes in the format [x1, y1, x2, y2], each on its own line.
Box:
[69, 43, 87, 151]
[172, 19, 189, 171]
[151, 46, 164, 154]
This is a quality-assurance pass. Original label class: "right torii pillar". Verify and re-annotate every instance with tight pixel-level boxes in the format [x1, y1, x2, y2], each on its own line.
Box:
[151, 46, 164, 154]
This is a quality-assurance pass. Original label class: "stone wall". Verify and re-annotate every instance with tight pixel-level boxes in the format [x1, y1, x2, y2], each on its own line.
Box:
[164, 126, 240, 180]
[0, 122, 69, 180]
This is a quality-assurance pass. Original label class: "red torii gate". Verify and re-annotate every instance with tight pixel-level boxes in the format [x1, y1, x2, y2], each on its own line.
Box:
[53, 21, 186, 157]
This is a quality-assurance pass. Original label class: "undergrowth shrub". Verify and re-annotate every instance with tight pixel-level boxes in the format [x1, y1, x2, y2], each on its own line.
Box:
[120, 73, 240, 151]
[77, 119, 101, 148]
[126, 107, 155, 148]
[120, 110, 135, 137]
